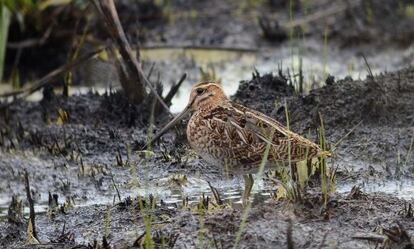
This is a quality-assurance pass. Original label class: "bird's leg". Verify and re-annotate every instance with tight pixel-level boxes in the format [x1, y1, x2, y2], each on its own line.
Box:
[242, 174, 254, 205]
[290, 162, 298, 182]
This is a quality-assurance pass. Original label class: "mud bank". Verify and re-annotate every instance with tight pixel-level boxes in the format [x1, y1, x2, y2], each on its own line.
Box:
[0, 67, 413, 248]
[1, 191, 413, 248]
[234, 67, 414, 178]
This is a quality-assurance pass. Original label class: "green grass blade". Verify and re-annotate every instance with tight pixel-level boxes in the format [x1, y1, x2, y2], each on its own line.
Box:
[233, 128, 275, 249]
[0, 4, 11, 82]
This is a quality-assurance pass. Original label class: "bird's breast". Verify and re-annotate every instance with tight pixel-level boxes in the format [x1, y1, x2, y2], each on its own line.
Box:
[187, 112, 226, 165]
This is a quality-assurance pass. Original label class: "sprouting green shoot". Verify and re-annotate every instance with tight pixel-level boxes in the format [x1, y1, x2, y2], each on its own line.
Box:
[0, 4, 11, 83]
[233, 128, 275, 249]
[323, 27, 328, 80]
[198, 212, 205, 249]
[104, 206, 111, 240]
[318, 113, 328, 206]
[288, 0, 295, 74]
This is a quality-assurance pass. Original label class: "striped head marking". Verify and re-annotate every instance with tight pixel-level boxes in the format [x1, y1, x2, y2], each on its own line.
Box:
[189, 82, 228, 111]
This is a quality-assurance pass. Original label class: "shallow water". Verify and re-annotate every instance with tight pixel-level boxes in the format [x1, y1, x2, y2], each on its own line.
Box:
[1, 42, 413, 113]
[145, 42, 414, 112]
[1, 175, 413, 218]
[1, 43, 413, 219]
[337, 178, 414, 200]
[0, 175, 268, 217]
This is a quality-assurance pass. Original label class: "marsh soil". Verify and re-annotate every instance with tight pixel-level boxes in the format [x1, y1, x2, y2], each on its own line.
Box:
[233, 68, 414, 178]
[1, 0, 414, 248]
[1, 66, 413, 248]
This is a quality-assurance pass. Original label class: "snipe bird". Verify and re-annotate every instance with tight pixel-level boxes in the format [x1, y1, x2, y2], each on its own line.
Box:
[146, 82, 327, 202]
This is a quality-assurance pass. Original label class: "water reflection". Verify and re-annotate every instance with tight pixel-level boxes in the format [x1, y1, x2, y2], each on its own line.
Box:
[2, 176, 412, 217]
[1, 44, 413, 113]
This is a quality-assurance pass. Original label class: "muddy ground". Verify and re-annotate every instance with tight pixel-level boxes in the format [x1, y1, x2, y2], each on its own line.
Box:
[0, 66, 413, 248]
[1, 0, 414, 248]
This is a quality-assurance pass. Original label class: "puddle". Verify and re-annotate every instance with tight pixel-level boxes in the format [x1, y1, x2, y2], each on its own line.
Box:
[337, 178, 414, 200]
[0, 175, 276, 217]
[144, 43, 414, 112]
[2, 174, 412, 218]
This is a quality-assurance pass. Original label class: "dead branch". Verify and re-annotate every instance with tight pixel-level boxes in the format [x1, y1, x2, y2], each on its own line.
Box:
[287, 218, 294, 249]
[7, 26, 54, 49]
[24, 170, 39, 242]
[0, 47, 104, 107]
[92, 0, 172, 116]
[164, 73, 187, 107]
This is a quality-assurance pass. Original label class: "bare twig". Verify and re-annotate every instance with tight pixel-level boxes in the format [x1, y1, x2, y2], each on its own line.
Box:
[92, 0, 172, 116]
[110, 175, 122, 203]
[0, 47, 104, 103]
[146, 62, 156, 80]
[331, 120, 363, 151]
[362, 54, 374, 80]
[287, 218, 294, 249]
[7, 26, 54, 49]
[318, 232, 329, 249]
[352, 233, 385, 243]
[164, 73, 187, 106]
[138, 45, 257, 52]
[24, 170, 39, 241]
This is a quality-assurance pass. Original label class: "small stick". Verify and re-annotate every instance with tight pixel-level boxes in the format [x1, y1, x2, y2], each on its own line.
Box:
[146, 62, 156, 80]
[93, 0, 172, 116]
[24, 170, 39, 241]
[138, 44, 257, 52]
[0, 47, 105, 106]
[318, 231, 328, 249]
[7, 25, 54, 50]
[287, 218, 294, 249]
[164, 73, 187, 106]
[362, 54, 374, 81]
[110, 175, 122, 203]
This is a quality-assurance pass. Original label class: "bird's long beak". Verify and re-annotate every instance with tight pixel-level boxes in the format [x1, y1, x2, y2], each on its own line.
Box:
[142, 104, 192, 149]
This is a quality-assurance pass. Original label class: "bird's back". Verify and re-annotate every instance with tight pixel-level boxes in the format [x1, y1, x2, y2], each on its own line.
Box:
[186, 100, 322, 174]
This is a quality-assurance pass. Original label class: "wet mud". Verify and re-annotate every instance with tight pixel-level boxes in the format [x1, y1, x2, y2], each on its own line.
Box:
[234, 68, 414, 178]
[1, 66, 413, 248]
[1, 0, 414, 248]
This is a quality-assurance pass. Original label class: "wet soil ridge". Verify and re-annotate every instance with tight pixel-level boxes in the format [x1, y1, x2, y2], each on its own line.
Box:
[1, 186, 413, 248]
[233, 67, 414, 176]
[234, 68, 414, 129]
[329, 0, 414, 46]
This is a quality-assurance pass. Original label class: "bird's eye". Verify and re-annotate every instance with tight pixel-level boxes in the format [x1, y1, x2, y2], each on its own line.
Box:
[196, 88, 205, 95]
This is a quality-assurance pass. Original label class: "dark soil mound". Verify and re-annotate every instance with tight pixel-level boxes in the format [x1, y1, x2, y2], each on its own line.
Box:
[232, 72, 294, 115]
[233, 67, 414, 176]
[234, 68, 414, 131]
[0, 89, 171, 157]
[329, 0, 414, 47]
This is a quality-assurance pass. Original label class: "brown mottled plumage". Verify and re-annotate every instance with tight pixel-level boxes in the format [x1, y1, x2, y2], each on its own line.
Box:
[145, 82, 327, 201]
[147, 82, 323, 173]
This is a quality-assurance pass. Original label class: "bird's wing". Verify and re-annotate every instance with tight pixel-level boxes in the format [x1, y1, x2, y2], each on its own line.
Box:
[200, 101, 321, 162]
[228, 102, 321, 161]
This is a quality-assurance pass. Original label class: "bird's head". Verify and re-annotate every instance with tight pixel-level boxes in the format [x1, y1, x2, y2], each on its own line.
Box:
[143, 81, 227, 149]
[188, 82, 228, 112]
